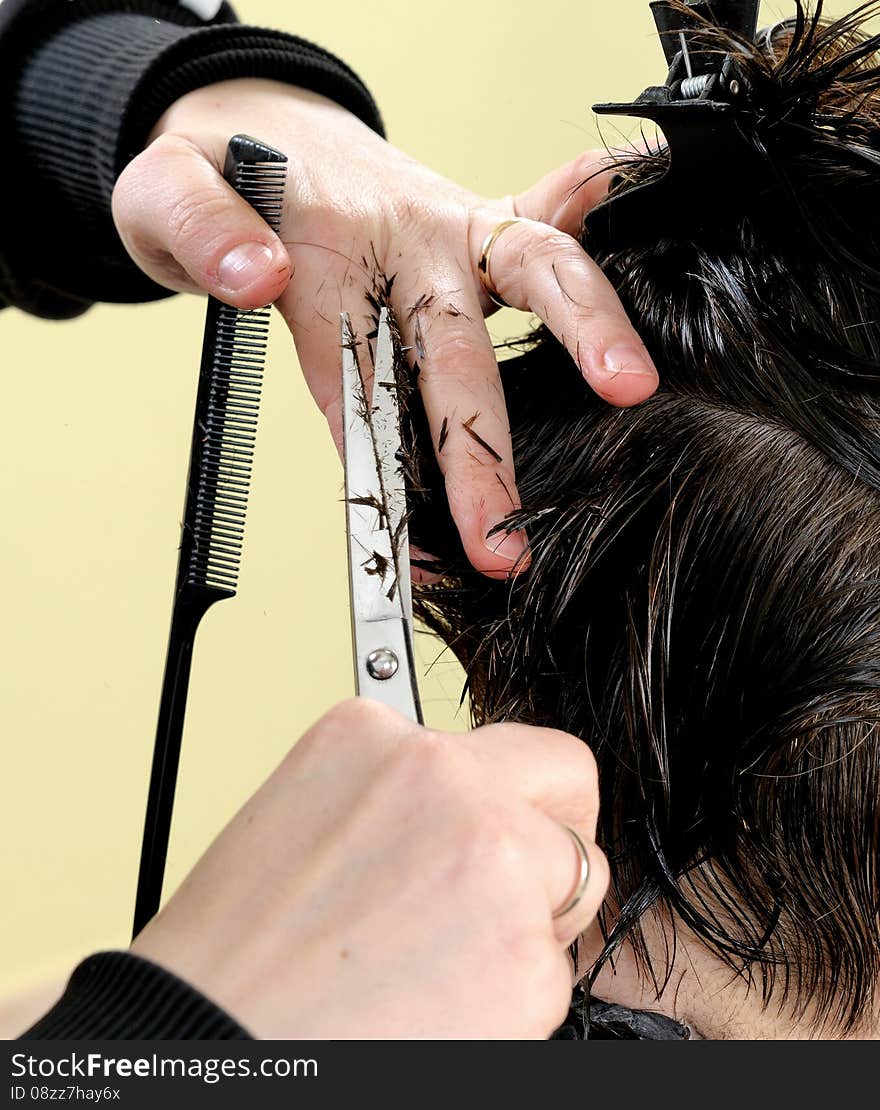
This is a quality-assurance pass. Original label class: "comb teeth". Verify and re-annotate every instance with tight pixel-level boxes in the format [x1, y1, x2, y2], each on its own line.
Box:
[232, 162, 287, 232]
[182, 137, 287, 594]
[186, 304, 271, 591]
[225, 135, 288, 234]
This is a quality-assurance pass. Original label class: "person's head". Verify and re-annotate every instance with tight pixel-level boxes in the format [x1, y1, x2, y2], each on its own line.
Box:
[409, 2, 880, 1038]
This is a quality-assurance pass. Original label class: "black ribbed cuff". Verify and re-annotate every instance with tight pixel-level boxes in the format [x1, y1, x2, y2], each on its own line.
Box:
[15, 12, 384, 246]
[6, 5, 384, 312]
[124, 24, 385, 159]
[21, 952, 252, 1040]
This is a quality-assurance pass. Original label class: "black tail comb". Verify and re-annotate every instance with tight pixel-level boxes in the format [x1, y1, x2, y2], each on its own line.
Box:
[133, 135, 287, 937]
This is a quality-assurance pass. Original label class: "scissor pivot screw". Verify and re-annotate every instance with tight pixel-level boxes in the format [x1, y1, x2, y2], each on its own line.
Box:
[367, 648, 399, 681]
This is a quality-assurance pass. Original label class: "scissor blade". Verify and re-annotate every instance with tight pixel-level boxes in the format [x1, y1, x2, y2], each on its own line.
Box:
[341, 311, 422, 722]
[342, 313, 396, 621]
[372, 310, 414, 625]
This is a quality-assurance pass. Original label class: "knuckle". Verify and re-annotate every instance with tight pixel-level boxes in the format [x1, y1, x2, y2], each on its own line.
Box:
[390, 191, 451, 235]
[425, 324, 486, 374]
[388, 189, 422, 228]
[146, 131, 200, 161]
[573, 307, 624, 337]
[487, 224, 532, 280]
[385, 729, 466, 797]
[475, 811, 520, 864]
[318, 696, 403, 740]
[456, 809, 528, 892]
[572, 148, 610, 182]
[113, 133, 227, 264]
[529, 228, 580, 267]
[570, 739, 599, 800]
[166, 186, 229, 248]
[291, 698, 423, 780]
[318, 696, 364, 732]
[384, 743, 524, 870]
[144, 131, 215, 178]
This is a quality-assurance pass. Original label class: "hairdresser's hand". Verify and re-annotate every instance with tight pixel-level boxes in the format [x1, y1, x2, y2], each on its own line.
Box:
[112, 78, 658, 577]
[131, 699, 608, 1039]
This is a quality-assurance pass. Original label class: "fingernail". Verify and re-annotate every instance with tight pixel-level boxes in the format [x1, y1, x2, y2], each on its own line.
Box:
[601, 346, 658, 379]
[485, 527, 529, 563]
[217, 242, 274, 291]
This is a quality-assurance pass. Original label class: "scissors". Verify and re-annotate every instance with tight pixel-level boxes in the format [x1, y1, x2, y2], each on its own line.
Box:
[341, 307, 423, 724]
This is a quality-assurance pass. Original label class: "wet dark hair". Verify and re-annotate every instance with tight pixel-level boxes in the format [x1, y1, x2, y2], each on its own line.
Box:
[409, 2, 880, 1033]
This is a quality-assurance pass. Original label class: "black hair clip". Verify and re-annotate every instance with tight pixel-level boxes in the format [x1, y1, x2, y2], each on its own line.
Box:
[585, 0, 763, 250]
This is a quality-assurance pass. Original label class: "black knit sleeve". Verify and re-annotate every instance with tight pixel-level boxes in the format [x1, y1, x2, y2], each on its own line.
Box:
[21, 952, 253, 1040]
[0, 1, 384, 318]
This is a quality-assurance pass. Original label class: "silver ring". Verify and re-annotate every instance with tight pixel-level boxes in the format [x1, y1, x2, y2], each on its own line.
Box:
[552, 825, 591, 920]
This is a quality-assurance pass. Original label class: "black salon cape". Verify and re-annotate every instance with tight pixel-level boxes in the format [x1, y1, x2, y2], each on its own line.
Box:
[0, 0, 381, 1041]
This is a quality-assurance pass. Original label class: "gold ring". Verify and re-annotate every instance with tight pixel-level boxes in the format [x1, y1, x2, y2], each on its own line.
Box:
[477, 217, 529, 309]
[552, 826, 591, 920]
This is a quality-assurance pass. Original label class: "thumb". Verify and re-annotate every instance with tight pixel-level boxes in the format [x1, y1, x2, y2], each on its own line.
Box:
[112, 132, 292, 309]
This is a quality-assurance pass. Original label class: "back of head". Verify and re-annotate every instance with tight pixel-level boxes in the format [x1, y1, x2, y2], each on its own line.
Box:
[410, 2, 880, 1034]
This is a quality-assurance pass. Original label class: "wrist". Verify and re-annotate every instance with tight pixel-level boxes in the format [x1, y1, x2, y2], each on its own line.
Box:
[130, 915, 320, 1041]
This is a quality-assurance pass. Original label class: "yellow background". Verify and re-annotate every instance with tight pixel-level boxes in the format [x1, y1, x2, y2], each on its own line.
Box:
[1, 0, 867, 1007]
